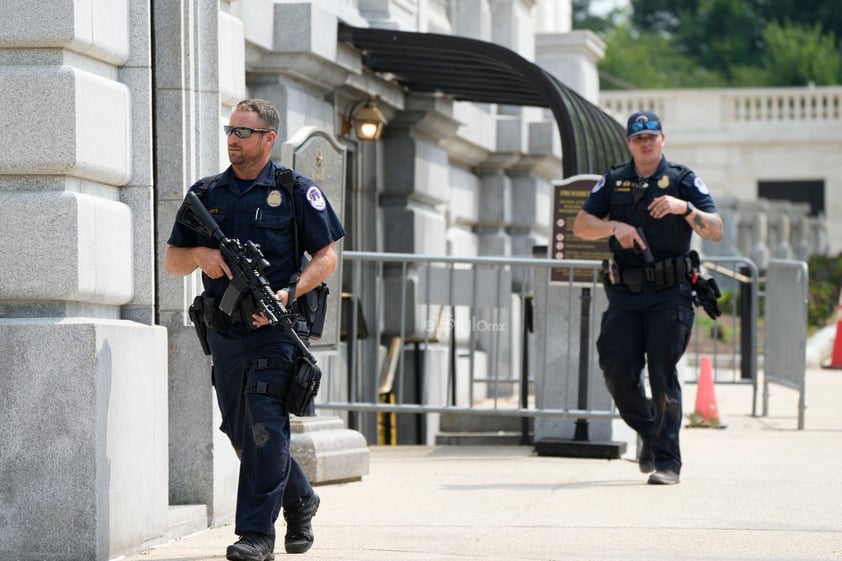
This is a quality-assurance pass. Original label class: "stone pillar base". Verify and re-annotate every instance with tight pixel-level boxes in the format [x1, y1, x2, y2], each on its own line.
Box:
[290, 416, 370, 484]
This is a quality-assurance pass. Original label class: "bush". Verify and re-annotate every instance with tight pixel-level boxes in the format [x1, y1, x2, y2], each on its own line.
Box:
[807, 253, 842, 327]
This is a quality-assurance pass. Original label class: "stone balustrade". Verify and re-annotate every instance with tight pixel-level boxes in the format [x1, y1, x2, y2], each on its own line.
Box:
[706, 197, 827, 267]
[600, 86, 842, 130]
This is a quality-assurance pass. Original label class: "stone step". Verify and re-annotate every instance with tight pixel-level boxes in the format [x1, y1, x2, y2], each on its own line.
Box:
[435, 431, 531, 446]
[165, 504, 209, 543]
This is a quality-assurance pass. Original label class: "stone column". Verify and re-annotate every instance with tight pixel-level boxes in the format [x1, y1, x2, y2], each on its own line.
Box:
[490, 0, 538, 58]
[0, 1, 168, 559]
[452, 0, 492, 39]
[154, 0, 240, 529]
[378, 94, 459, 443]
[477, 168, 514, 257]
[768, 200, 793, 260]
[750, 201, 771, 270]
[381, 94, 457, 257]
[790, 202, 811, 261]
[535, 30, 605, 104]
[533, 0, 572, 33]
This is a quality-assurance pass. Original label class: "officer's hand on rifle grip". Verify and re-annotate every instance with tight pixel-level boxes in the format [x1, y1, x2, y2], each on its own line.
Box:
[195, 247, 232, 280]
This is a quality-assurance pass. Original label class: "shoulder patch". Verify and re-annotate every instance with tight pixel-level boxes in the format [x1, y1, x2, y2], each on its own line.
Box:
[693, 176, 710, 195]
[592, 176, 606, 193]
[306, 185, 327, 211]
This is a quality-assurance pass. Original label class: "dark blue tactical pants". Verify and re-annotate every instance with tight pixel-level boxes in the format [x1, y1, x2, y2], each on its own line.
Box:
[597, 281, 695, 473]
[208, 324, 313, 537]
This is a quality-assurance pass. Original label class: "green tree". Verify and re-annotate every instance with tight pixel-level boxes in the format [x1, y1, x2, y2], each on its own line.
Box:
[669, 0, 764, 78]
[573, 0, 842, 87]
[761, 21, 842, 86]
[598, 23, 727, 90]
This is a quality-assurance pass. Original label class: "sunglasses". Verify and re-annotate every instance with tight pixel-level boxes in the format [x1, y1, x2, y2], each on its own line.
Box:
[629, 120, 661, 134]
[224, 126, 274, 138]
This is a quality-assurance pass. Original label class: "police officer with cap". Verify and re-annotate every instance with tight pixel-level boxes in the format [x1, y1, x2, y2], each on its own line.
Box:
[165, 99, 345, 559]
[573, 110, 723, 485]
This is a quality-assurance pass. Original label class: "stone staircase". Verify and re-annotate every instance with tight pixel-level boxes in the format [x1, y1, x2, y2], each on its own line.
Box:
[435, 406, 533, 445]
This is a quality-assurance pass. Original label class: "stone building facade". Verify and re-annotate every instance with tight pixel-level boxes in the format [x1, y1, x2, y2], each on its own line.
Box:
[1, 1, 839, 559]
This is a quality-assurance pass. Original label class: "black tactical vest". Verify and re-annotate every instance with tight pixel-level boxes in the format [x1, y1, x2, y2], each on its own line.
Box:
[605, 161, 693, 267]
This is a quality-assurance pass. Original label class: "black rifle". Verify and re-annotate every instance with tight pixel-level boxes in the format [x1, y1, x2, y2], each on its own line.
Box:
[177, 191, 315, 356]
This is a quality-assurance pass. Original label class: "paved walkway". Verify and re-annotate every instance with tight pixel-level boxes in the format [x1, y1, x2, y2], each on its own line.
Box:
[121, 366, 842, 561]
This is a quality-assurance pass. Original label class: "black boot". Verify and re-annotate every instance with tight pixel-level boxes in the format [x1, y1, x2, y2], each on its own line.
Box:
[283, 492, 320, 554]
[226, 532, 275, 561]
[638, 439, 655, 474]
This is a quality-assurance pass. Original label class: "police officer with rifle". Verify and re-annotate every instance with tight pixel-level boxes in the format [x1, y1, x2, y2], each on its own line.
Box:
[573, 111, 723, 485]
[165, 99, 345, 560]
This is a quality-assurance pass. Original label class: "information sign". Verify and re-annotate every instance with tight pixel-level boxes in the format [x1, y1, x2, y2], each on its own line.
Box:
[550, 174, 611, 283]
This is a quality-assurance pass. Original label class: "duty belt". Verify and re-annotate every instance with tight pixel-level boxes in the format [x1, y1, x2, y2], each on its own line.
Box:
[601, 256, 693, 293]
[197, 295, 310, 337]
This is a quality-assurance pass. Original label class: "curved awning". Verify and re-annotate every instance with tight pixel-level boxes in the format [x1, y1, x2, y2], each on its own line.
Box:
[338, 23, 627, 178]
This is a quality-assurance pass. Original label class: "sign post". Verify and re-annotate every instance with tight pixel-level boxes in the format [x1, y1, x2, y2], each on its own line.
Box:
[535, 174, 626, 459]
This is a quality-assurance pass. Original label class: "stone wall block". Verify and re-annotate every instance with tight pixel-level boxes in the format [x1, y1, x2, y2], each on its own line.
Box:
[478, 172, 511, 226]
[273, 2, 337, 60]
[383, 135, 450, 205]
[381, 205, 447, 256]
[496, 117, 524, 153]
[0, 0, 129, 64]
[0, 319, 168, 560]
[0, 191, 133, 305]
[0, 66, 131, 184]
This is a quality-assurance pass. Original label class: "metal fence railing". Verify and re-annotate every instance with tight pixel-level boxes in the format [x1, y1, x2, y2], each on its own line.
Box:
[316, 252, 808, 442]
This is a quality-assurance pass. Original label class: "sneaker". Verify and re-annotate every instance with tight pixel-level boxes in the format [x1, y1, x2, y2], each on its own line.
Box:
[647, 470, 680, 485]
[226, 533, 275, 561]
[284, 492, 320, 554]
[638, 440, 655, 474]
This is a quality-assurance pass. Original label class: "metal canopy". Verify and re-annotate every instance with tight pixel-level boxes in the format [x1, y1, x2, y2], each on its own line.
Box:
[338, 23, 627, 178]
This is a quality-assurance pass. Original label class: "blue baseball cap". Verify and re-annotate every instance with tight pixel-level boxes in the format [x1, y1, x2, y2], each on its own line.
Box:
[626, 111, 663, 138]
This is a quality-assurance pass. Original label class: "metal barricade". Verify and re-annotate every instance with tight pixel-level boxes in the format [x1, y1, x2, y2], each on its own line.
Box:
[321, 252, 808, 441]
[763, 259, 808, 429]
[319, 252, 618, 445]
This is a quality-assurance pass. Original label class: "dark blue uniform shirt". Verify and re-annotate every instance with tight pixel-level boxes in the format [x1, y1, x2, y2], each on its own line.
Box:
[168, 160, 345, 300]
[582, 156, 716, 268]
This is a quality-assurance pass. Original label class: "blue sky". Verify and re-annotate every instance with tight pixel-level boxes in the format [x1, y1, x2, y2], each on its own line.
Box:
[591, 0, 629, 15]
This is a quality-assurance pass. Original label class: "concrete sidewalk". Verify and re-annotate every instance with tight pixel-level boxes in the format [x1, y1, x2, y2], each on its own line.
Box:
[123, 367, 842, 561]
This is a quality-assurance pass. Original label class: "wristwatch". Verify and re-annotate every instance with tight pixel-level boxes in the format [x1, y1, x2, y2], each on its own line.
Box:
[683, 201, 695, 216]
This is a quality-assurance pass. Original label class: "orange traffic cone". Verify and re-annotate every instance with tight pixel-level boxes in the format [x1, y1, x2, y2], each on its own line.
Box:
[693, 356, 720, 426]
[826, 288, 842, 369]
